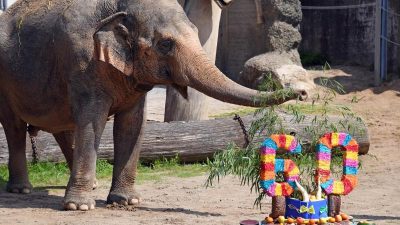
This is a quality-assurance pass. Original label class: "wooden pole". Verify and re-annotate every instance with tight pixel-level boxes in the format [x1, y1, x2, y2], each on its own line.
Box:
[381, 0, 388, 81]
[374, 0, 382, 86]
[254, 0, 264, 24]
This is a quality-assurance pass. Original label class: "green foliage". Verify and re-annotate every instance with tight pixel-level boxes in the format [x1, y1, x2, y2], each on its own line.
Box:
[300, 52, 331, 68]
[0, 158, 207, 188]
[257, 73, 284, 92]
[207, 72, 365, 208]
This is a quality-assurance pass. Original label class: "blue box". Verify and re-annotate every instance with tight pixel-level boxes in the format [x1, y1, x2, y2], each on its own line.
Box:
[285, 198, 328, 219]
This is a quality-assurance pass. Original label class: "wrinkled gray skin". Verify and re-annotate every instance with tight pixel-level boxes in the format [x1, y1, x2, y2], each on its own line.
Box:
[0, 0, 306, 211]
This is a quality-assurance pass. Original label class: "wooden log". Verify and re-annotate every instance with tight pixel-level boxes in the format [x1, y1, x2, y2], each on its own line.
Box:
[0, 112, 370, 164]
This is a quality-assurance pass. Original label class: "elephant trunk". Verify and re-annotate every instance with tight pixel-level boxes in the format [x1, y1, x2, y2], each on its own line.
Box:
[177, 41, 305, 107]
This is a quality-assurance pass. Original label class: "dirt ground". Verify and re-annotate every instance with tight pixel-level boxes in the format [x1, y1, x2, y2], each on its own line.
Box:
[0, 66, 399, 225]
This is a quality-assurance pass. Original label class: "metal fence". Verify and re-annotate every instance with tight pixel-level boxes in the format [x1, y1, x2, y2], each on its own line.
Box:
[374, 0, 399, 85]
[0, 0, 7, 11]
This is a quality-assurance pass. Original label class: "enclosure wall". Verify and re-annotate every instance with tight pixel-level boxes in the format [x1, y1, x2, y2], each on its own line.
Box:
[217, 0, 399, 80]
[300, 0, 399, 74]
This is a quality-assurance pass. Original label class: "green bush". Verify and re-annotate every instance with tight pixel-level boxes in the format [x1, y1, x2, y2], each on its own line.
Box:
[300, 52, 331, 68]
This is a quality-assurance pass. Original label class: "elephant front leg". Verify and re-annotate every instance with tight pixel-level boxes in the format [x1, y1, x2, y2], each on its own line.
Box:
[63, 103, 110, 211]
[3, 120, 32, 194]
[54, 131, 98, 189]
[107, 96, 146, 206]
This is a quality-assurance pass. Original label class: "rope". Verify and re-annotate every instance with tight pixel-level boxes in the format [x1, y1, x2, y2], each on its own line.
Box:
[302, 3, 376, 10]
[233, 114, 250, 148]
[381, 7, 400, 17]
[381, 35, 400, 47]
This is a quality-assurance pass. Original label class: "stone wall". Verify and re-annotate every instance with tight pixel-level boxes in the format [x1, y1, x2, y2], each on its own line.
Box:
[300, 0, 399, 74]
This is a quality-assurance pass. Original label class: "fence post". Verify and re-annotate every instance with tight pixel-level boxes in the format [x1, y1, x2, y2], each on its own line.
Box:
[374, 0, 382, 86]
[381, 0, 388, 82]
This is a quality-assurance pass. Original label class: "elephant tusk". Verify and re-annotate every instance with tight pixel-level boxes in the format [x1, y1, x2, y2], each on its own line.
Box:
[295, 180, 310, 202]
[316, 177, 323, 200]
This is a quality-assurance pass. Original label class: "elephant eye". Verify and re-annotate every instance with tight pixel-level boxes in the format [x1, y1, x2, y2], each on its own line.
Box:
[157, 39, 174, 55]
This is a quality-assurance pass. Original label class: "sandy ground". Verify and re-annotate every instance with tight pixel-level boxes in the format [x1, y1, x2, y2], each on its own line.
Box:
[0, 66, 399, 225]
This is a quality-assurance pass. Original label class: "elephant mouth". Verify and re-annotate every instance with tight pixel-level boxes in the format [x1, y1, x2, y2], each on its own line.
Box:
[159, 66, 173, 82]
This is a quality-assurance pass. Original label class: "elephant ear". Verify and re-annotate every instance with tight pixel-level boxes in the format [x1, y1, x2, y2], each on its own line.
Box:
[93, 12, 134, 76]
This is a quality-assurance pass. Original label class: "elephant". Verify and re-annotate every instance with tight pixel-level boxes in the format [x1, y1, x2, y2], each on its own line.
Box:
[0, 0, 307, 211]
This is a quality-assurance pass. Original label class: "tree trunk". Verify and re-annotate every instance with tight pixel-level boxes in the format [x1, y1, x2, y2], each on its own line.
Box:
[164, 0, 222, 122]
[164, 87, 209, 122]
[0, 113, 370, 165]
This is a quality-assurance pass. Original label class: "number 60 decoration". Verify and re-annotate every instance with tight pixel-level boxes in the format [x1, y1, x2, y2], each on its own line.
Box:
[260, 133, 359, 197]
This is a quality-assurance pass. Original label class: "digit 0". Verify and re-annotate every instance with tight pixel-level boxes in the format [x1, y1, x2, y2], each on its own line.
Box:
[260, 134, 302, 197]
[316, 132, 359, 195]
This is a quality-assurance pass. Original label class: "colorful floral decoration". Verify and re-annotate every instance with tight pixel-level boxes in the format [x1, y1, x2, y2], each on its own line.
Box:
[260, 134, 302, 197]
[316, 132, 359, 195]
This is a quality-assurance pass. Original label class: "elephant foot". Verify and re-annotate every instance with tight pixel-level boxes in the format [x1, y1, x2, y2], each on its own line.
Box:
[63, 193, 96, 211]
[6, 181, 33, 194]
[106, 189, 142, 206]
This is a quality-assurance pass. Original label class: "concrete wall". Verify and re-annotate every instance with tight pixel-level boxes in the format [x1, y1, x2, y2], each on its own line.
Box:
[216, 1, 267, 81]
[300, 0, 399, 74]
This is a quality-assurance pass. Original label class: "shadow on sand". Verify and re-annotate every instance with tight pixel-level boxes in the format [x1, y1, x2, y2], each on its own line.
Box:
[312, 66, 400, 94]
[352, 214, 400, 221]
[137, 206, 222, 217]
[0, 186, 65, 210]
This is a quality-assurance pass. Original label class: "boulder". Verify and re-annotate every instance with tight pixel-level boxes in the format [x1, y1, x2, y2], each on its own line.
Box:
[262, 0, 303, 26]
[275, 64, 315, 90]
[240, 52, 315, 91]
[266, 21, 302, 52]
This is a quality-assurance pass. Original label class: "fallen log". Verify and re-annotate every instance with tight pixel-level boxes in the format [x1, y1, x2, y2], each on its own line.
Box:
[0, 112, 370, 164]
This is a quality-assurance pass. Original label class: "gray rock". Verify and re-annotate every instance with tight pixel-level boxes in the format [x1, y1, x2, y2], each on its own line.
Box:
[287, 49, 302, 66]
[266, 21, 302, 52]
[262, 0, 302, 26]
[240, 52, 315, 91]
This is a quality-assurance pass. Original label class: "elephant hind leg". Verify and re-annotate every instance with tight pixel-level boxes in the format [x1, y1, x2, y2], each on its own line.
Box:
[53, 131, 75, 170]
[0, 99, 32, 194]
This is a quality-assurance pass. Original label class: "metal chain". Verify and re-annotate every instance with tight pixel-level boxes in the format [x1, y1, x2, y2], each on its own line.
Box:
[27, 125, 39, 164]
[29, 136, 38, 164]
[233, 114, 250, 148]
